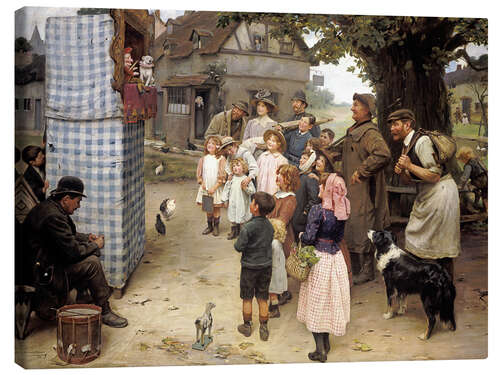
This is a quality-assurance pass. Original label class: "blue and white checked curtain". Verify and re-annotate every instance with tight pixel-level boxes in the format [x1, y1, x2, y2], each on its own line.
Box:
[45, 15, 145, 288]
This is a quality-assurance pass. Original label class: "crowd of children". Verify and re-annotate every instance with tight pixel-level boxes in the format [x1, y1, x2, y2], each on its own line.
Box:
[194, 89, 353, 362]
[194, 90, 488, 363]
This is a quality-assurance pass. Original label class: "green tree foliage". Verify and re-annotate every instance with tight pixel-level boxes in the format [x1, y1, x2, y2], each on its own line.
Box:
[217, 13, 487, 152]
[305, 81, 335, 109]
[15, 37, 32, 53]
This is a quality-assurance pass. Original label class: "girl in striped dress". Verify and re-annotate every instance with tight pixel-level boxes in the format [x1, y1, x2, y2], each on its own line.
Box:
[297, 172, 351, 362]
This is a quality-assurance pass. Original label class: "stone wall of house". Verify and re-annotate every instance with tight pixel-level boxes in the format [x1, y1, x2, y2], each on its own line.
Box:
[15, 81, 45, 132]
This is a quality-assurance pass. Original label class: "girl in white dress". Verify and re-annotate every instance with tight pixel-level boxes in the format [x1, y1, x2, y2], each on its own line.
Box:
[196, 136, 226, 236]
[221, 157, 256, 240]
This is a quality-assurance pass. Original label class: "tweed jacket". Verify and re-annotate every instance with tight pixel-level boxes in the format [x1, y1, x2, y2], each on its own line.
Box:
[204, 109, 248, 141]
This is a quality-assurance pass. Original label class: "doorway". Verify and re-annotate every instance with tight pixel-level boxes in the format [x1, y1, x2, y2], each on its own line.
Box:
[194, 89, 210, 139]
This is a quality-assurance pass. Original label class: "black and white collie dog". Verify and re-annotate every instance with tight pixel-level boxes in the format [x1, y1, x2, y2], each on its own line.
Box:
[367, 230, 456, 340]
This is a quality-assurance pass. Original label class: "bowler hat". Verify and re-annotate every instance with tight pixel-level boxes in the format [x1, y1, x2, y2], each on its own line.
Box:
[232, 101, 249, 116]
[263, 129, 287, 153]
[291, 90, 308, 107]
[353, 93, 376, 116]
[387, 108, 416, 123]
[50, 176, 87, 198]
[250, 89, 278, 113]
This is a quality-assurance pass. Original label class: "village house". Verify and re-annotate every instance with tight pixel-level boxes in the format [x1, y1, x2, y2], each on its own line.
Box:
[15, 25, 46, 132]
[151, 11, 312, 146]
[444, 57, 488, 124]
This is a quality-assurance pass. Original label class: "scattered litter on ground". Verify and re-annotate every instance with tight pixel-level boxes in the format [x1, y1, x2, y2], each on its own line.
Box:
[143, 260, 152, 264]
[291, 347, 302, 352]
[136, 329, 146, 335]
[179, 268, 191, 272]
[168, 305, 180, 311]
[153, 286, 160, 289]
[128, 298, 152, 306]
[215, 327, 225, 333]
[214, 344, 237, 359]
[238, 342, 254, 350]
[352, 339, 373, 352]
[367, 329, 375, 333]
[139, 343, 151, 351]
[158, 337, 188, 356]
[163, 298, 170, 302]
[245, 350, 272, 364]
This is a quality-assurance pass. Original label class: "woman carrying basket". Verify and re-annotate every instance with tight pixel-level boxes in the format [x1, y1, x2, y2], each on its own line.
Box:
[297, 172, 351, 363]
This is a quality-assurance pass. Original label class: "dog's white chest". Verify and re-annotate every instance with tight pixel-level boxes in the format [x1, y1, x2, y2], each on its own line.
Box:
[376, 245, 402, 272]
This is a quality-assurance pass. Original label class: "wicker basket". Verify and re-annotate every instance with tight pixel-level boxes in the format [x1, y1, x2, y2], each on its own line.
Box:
[286, 242, 311, 282]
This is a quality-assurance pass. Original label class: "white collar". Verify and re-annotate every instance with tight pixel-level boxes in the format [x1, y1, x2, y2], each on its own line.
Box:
[275, 191, 295, 198]
[403, 130, 415, 147]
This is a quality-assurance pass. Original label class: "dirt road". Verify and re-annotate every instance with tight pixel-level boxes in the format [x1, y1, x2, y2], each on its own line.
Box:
[15, 179, 488, 369]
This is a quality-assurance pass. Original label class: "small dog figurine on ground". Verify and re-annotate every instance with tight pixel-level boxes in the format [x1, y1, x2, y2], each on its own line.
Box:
[367, 230, 456, 340]
[195, 302, 216, 346]
[139, 55, 155, 87]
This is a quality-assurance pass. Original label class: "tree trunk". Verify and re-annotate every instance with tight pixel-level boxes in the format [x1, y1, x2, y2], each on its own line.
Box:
[373, 44, 457, 182]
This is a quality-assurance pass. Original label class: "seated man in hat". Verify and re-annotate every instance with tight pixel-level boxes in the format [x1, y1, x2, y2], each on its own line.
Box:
[288, 90, 320, 138]
[22, 176, 128, 328]
[204, 101, 249, 141]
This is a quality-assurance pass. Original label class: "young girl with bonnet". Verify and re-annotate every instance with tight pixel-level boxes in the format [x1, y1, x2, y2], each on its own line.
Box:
[196, 136, 226, 236]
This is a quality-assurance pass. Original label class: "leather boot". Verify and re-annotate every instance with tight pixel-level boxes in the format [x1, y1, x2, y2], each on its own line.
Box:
[353, 252, 374, 285]
[202, 217, 213, 235]
[308, 332, 327, 362]
[212, 217, 220, 236]
[259, 321, 269, 341]
[268, 301, 280, 318]
[237, 321, 252, 337]
[322, 332, 330, 354]
[227, 225, 238, 240]
[101, 301, 128, 328]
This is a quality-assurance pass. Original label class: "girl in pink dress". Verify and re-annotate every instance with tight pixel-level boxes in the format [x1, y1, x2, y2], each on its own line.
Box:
[256, 129, 288, 195]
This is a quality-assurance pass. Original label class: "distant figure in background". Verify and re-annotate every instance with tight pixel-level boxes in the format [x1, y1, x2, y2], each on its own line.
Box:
[22, 145, 48, 202]
[288, 90, 320, 138]
[462, 113, 469, 125]
[456, 146, 488, 212]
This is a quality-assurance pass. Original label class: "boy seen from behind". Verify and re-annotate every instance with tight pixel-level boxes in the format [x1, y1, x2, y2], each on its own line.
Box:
[234, 192, 276, 341]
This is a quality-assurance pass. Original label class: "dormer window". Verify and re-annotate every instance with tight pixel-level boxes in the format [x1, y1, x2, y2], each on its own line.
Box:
[190, 29, 212, 50]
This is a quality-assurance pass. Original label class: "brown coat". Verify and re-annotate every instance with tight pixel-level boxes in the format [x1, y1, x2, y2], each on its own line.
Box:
[203, 109, 248, 141]
[341, 120, 391, 254]
[267, 194, 297, 258]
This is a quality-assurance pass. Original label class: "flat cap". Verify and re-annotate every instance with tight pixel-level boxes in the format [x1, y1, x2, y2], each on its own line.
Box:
[387, 109, 416, 123]
[353, 93, 376, 116]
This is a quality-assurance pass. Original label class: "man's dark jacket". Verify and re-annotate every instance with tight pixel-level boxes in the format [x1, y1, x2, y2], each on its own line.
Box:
[292, 173, 321, 239]
[23, 165, 46, 202]
[22, 198, 100, 292]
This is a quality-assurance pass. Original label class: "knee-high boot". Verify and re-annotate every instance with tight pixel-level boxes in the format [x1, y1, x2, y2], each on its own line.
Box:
[308, 332, 327, 362]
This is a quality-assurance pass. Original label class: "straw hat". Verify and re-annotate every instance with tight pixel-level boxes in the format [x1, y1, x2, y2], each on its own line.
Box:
[250, 89, 278, 113]
[263, 129, 286, 153]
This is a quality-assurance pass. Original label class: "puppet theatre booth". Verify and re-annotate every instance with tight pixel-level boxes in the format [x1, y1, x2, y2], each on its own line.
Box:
[44, 12, 155, 296]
